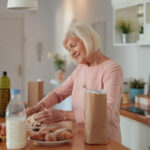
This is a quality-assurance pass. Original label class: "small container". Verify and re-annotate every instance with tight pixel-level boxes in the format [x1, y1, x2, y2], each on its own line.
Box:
[122, 92, 129, 104]
[6, 89, 26, 149]
[28, 80, 44, 107]
[85, 89, 108, 144]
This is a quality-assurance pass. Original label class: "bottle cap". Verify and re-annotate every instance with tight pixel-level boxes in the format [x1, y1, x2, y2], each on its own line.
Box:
[2, 71, 7, 76]
[11, 89, 21, 95]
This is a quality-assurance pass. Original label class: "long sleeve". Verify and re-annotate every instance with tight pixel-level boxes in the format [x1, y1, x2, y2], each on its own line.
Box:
[103, 64, 123, 123]
[40, 68, 75, 108]
[54, 73, 74, 102]
[104, 66, 123, 121]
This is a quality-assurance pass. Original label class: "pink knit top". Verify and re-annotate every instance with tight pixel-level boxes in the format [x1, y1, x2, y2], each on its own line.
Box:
[41, 59, 123, 143]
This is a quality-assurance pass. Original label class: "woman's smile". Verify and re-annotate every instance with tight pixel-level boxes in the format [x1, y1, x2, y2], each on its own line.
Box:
[65, 36, 87, 63]
[72, 52, 80, 59]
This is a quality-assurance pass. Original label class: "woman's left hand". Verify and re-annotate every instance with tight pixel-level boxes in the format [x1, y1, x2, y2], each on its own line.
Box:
[34, 109, 64, 124]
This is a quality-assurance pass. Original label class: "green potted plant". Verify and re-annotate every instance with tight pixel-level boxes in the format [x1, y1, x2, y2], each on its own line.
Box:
[139, 26, 143, 40]
[53, 54, 66, 82]
[53, 54, 66, 71]
[115, 20, 135, 43]
[48, 52, 66, 82]
[129, 78, 145, 102]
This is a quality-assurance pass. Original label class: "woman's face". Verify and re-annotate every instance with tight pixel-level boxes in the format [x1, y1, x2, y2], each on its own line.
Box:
[65, 36, 87, 64]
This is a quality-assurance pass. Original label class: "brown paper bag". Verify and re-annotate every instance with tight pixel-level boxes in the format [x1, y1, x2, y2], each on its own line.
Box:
[28, 81, 44, 107]
[85, 90, 108, 144]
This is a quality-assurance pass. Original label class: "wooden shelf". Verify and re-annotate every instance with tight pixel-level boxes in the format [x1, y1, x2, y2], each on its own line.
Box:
[112, 0, 150, 46]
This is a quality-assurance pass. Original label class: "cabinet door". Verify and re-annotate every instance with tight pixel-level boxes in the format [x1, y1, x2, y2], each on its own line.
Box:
[120, 116, 149, 150]
[0, 14, 24, 91]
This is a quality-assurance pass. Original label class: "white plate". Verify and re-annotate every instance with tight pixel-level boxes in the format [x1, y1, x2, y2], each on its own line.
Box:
[27, 136, 70, 146]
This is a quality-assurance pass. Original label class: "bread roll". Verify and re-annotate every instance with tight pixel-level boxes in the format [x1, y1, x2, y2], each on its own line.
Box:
[30, 132, 45, 141]
[45, 133, 56, 141]
[55, 128, 73, 141]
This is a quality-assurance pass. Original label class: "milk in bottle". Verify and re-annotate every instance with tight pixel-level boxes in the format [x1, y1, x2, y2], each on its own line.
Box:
[6, 89, 26, 149]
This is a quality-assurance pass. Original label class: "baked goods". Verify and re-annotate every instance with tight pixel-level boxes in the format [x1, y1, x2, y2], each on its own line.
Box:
[26, 109, 54, 128]
[29, 127, 73, 142]
[30, 132, 45, 141]
[39, 126, 59, 133]
[45, 133, 56, 141]
[0, 123, 6, 142]
[26, 112, 46, 128]
[55, 128, 73, 141]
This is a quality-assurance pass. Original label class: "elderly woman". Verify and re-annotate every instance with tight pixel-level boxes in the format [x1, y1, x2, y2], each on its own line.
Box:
[26, 22, 123, 143]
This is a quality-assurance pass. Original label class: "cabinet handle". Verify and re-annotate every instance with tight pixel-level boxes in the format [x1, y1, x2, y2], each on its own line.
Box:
[18, 64, 22, 76]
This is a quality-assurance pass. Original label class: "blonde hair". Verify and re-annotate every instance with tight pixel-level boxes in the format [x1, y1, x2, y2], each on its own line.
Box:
[63, 22, 101, 56]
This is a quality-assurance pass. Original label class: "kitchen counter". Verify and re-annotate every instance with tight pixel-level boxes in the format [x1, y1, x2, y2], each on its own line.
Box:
[120, 103, 150, 126]
[0, 117, 129, 150]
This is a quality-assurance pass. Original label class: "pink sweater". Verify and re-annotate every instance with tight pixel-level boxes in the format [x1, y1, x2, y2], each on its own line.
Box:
[41, 59, 123, 143]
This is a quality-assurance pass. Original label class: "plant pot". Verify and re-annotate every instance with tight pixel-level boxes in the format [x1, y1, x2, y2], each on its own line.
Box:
[122, 33, 131, 43]
[139, 33, 143, 40]
[129, 88, 144, 102]
[57, 70, 65, 83]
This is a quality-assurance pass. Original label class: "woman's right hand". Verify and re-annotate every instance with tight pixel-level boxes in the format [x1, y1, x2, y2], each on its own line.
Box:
[26, 102, 45, 118]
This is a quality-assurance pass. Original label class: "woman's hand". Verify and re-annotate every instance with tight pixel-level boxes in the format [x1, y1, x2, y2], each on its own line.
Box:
[34, 109, 75, 124]
[34, 109, 64, 124]
[26, 102, 45, 118]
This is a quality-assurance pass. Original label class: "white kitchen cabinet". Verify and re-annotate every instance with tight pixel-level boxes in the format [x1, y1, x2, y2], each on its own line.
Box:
[120, 115, 150, 150]
[112, 0, 150, 46]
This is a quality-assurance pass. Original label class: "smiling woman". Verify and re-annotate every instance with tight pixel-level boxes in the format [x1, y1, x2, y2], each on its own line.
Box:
[26, 22, 123, 143]
[64, 36, 87, 64]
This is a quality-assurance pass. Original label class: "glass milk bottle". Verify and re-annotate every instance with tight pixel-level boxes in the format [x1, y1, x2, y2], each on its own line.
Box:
[6, 89, 26, 149]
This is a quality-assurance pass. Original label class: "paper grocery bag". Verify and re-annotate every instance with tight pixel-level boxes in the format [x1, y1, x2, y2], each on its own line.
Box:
[85, 90, 108, 144]
[28, 81, 44, 107]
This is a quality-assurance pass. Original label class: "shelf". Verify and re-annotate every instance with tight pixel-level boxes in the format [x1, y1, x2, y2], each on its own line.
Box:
[113, 43, 138, 46]
[113, 1, 143, 10]
[137, 40, 150, 45]
[112, 0, 150, 47]
[114, 5, 141, 44]
[113, 41, 150, 46]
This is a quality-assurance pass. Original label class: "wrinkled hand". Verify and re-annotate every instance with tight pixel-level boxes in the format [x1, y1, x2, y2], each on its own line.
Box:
[34, 109, 64, 124]
[26, 102, 45, 118]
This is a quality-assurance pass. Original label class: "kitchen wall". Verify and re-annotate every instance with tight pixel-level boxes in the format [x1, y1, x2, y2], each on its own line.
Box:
[0, 0, 74, 100]
[0, 0, 150, 100]
[73, 0, 150, 82]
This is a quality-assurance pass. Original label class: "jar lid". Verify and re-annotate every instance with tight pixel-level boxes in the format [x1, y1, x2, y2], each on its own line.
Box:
[86, 89, 107, 94]
[11, 89, 21, 95]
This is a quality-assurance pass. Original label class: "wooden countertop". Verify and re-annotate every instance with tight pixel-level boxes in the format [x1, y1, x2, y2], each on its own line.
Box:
[120, 103, 150, 126]
[0, 118, 129, 150]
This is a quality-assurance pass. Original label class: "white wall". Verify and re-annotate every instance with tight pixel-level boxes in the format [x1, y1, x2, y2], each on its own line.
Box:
[23, 0, 74, 99]
[24, 0, 65, 99]
[0, 0, 74, 100]
[74, 0, 150, 82]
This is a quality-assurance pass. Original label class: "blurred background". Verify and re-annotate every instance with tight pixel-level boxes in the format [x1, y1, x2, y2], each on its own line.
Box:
[0, 0, 150, 101]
